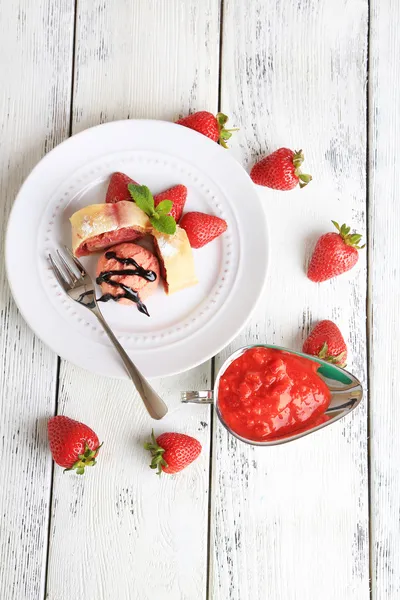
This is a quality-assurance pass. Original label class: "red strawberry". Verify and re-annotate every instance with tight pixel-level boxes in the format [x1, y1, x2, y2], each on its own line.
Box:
[154, 184, 187, 222]
[176, 111, 237, 148]
[105, 172, 139, 204]
[48, 415, 102, 474]
[144, 430, 201, 475]
[180, 211, 227, 248]
[250, 148, 312, 190]
[303, 320, 347, 367]
[307, 221, 365, 282]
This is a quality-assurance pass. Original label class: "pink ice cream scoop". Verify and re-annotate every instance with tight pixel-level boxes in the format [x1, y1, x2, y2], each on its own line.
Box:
[96, 242, 160, 314]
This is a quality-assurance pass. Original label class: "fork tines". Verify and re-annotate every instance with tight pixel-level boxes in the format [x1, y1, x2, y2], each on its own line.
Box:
[48, 246, 86, 289]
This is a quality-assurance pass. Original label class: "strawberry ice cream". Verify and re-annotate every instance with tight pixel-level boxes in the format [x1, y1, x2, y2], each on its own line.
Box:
[96, 243, 160, 314]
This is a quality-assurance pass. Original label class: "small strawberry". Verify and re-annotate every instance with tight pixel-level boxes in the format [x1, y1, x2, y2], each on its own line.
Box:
[106, 172, 139, 204]
[48, 415, 102, 474]
[180, 211, 227, 248]
[307, 221, 365, 283]
[154, 184, 187, 222]
[176, 111, 237, 148]
[303, 320, 347, 367]
[250, 148, 312, 190]
[144, 430, 201, 475]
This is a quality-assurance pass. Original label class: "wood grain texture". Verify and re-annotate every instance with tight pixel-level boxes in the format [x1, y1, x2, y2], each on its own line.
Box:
[45, 2, 221, 599]
[369, 1, 400, 597]
[0, 0, 73, 598]
[210, 1, 369, 599]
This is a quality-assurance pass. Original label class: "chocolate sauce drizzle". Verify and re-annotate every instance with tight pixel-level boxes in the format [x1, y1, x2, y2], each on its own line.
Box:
[96, 251, 157, 317]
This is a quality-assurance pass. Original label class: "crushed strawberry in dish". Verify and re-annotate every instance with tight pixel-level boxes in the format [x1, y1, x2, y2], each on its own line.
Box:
[218, 347, 330, 442]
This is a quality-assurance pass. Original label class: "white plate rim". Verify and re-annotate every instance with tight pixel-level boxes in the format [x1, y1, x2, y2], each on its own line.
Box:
[5, 119, 269, 379]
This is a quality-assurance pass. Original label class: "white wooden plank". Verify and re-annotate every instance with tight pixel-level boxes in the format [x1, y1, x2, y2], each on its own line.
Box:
[45, 2, 221, 599]
[210, 1, 369, 599]
[369, 2, 400, 598]
[0, 0, 73, 598]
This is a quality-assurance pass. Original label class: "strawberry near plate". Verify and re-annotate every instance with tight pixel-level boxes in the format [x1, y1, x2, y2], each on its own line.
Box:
[5, 120, 268, 379]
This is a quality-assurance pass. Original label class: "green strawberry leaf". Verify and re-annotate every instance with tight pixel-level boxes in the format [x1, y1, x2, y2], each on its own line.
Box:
[216, 112, 229, 127]
[150, 214, 177, 235]
[128, 184, 155, 216]
[332, 221, 340, 232]
[318, 342, 329, 359]
[220, 130, 232, 141]
[349, 233, 363, 245]
[155, 199, 173, 215]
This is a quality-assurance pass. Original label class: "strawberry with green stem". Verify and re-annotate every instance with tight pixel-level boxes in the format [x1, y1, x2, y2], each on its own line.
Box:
[250, 148, 312, 190]
[48, 415, 102, 475]
[144, 430, 202, 475]
[176, 111, 238, 148]
[303, 320, 347, 367]
[307, 221, 365, 283]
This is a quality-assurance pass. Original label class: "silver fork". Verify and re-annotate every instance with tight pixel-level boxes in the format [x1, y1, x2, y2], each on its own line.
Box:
[48, 246, 168, 420]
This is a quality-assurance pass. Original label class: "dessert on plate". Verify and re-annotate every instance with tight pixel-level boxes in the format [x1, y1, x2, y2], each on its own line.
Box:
[69, 172, 227, 317]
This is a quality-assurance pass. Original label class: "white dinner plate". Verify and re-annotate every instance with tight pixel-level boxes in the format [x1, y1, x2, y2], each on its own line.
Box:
[6, 120, 268, 379]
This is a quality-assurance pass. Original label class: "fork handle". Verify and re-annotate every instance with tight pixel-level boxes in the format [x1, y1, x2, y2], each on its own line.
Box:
[92, 305, 168, 420]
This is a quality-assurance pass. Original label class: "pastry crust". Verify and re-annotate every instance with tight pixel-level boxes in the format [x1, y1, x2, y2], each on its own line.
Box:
[153, 227, 198, 295]
[70, 201, 151, 256]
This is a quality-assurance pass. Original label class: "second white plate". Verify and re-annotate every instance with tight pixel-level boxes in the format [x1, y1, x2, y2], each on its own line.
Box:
[6, 120, 268, 378]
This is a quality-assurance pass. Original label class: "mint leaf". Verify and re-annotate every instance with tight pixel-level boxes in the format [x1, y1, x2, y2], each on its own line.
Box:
[155, 200, 173, 215]
[128, 184, 155, 216]
[150, 214, 176, 235]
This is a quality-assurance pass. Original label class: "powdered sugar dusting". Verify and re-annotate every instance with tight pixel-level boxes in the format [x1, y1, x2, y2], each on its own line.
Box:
[155, 233, 179, 258]
[80, 217, 95, 236]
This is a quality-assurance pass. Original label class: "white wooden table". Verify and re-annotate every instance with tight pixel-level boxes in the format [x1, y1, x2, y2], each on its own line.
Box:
[1, 1, 398, 599]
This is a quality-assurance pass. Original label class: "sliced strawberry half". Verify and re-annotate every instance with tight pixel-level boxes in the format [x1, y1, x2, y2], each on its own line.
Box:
[180, 211, 227, 248]
[154, 184, 187, 223]
[105, 172, 139, 204]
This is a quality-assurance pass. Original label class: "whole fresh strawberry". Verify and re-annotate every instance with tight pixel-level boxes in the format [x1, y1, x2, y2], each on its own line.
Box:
[180, 211, 227, 248]
[144, 430, 201, 475]
[106, 172, 139, 204]
[303, 320, 347, 367]
[48, 415, 102, 474]
[250, 148, 312, 190]
[307, 221, 365, 282]
[154, 184, 187, 222]
[176, 111, 237, 148]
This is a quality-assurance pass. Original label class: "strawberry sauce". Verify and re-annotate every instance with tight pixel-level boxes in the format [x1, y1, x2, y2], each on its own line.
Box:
[217, 347, 331, 442]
